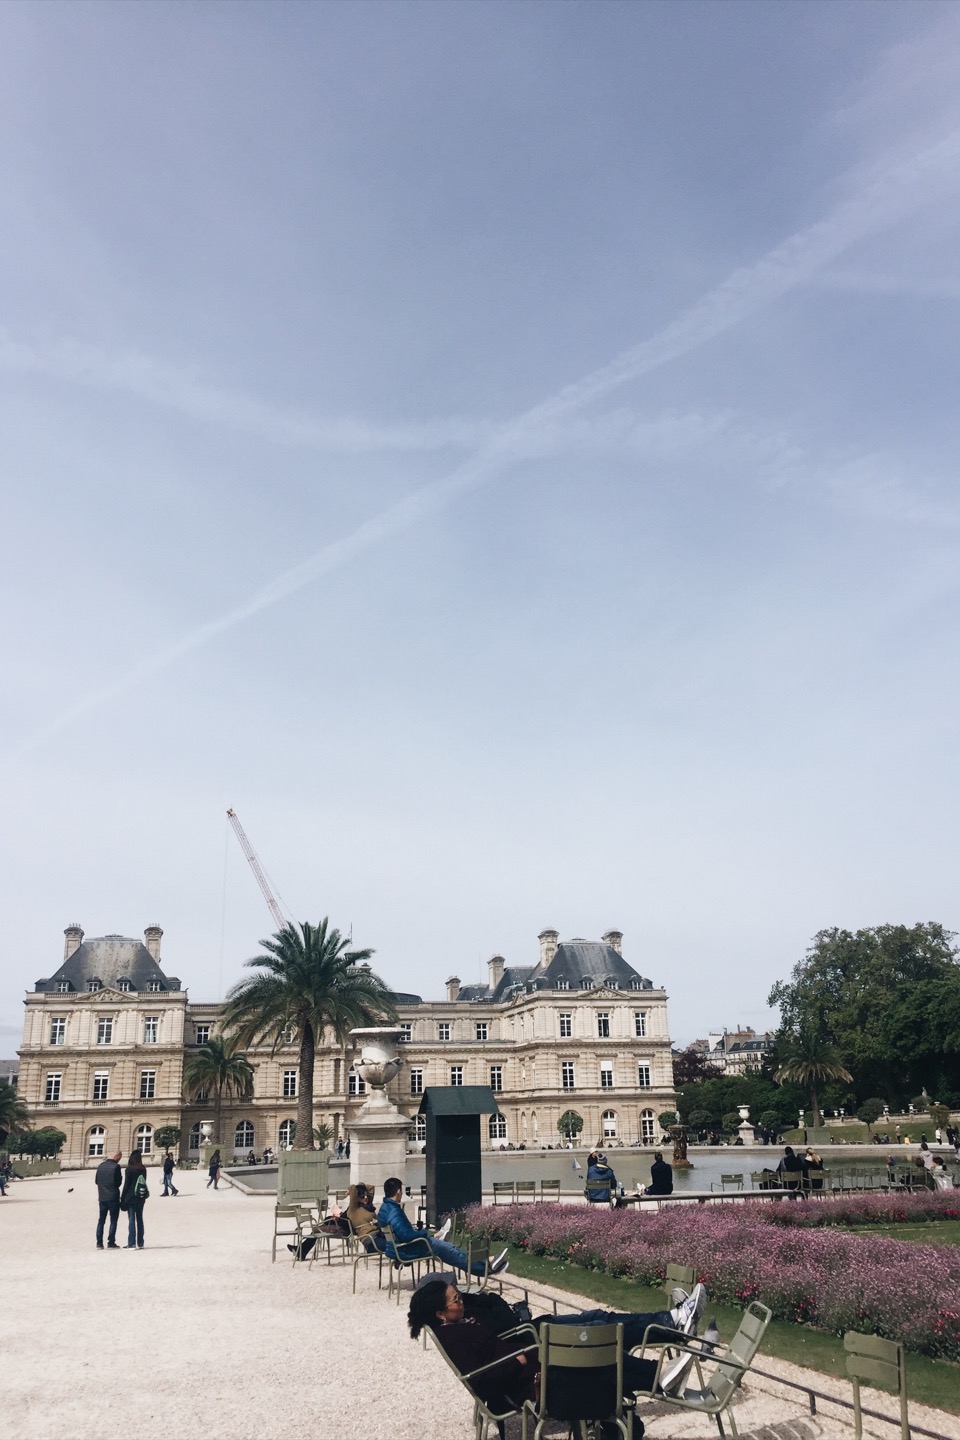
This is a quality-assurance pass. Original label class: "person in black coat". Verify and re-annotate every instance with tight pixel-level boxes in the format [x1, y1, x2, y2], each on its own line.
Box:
[647, 1151, 673, 1195]
[120, 1149, 149, 1248]
[95, 1151, 123, 1248]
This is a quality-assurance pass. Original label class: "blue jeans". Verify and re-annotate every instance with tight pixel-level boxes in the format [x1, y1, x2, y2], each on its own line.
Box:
[162, 1171, 178, 1195]
[382, 1232, 484, 1276]
[96, 1200, 119, 1245]
[545, 1308, 675, 1352]
[127, 1200, 145, 1247]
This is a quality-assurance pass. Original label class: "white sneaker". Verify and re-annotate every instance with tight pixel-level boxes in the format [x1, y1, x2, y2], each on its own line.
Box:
[676, 1283, 707, 1335]
[490, 1248, 509, 1274]
[669, 1285, 689, 1307]
[434, 1217, 452, 1242]
[660, 1351, 696, 1396]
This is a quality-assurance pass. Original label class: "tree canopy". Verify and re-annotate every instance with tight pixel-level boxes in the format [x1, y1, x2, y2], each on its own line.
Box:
[182, 1034, 254, 1145]
[768, 923, 960, 1106]
[774, 1027, 853, 1128]
[0, 1081, 30, 1145]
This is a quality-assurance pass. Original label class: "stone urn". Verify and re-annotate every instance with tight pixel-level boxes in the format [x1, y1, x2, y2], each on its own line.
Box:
[737, 1105, 756, 1147]
[351, 1026, 404, 1113]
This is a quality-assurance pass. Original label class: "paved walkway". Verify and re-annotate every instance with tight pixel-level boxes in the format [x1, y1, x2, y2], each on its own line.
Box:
[2, 1173, 957, 1440]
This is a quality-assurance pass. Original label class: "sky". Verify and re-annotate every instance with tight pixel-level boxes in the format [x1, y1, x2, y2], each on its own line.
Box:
[3, 0, 960, 1055]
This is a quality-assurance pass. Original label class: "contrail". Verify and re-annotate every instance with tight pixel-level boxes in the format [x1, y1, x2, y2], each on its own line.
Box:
[9, 123, 960, 762]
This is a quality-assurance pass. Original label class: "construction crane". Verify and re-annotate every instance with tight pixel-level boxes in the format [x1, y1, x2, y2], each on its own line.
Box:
[226, 808, 292, 932]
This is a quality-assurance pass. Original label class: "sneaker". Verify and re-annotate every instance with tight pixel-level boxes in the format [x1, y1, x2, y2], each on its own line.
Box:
[668, 1285, 689, 1307]
[675, 1283, 707, 1335]
[660, 1351, 696, 1396]
[434, 1217, 452, 1242]
[490, 1248, 510, 1274]
[96, 1243, 104, 1250]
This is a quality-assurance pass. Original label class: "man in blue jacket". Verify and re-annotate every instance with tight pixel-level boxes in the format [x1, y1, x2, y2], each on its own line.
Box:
[586, 1151, 617, 1201]
[377, 1177, 508, 1277]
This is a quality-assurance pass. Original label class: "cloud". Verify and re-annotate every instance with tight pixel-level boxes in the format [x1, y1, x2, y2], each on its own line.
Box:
[8, 115, 960, 763]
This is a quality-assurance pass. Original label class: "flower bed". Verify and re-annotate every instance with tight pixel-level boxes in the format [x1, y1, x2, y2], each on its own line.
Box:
[463, 1197, 960, 1361]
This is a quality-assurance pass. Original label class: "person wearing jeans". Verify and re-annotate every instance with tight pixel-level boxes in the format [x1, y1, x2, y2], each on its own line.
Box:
[161, 1151, 179, 1196]
[95, 1150, 123, 1249]
[376, 1177, 509, 1277]
[121, 1150, 149, 1249]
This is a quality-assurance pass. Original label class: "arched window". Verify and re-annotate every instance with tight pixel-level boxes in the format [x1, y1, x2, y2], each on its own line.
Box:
[520, 1110, 528, 1139]
[87, 1126, 106, 1157]
[531, 1110, 539, 1138]
[135, 1124, 153, 1155]
[488, 1113, 507, 1141]
[234, 1120, 254, 1150]
[278, 1119, 295, 1149]
[189, 1122, 202, 1151]
[640, 1109, 656, 1143]
[602, 1109, 618, 1139]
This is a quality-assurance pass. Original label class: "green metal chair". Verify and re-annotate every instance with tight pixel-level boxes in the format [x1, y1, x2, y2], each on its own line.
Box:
[514, 1179, 537, 1202]
[539, 1179, 561, 1202]
[584, 1181, 614, 1205]
[710, 1173, 744, 1193]
[380, 1222, 438, 1302]
[492, 1181, 516, 1204]
[844, 1331, 909, 1440]
[522, 1321, 636, 1440]
[634, 1300, 772, 1437]
[271, 1202, 312, 1262]
[428, 1322, 539, 1440]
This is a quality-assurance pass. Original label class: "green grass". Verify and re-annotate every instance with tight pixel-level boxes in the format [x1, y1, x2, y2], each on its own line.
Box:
[500, 1245, 960, 1415]
[848, 1220, 960, 1246]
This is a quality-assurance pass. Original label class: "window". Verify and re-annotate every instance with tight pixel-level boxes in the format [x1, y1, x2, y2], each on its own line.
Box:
[87, 1126, 106, 1157]
[630, 979, 643, 991]
[143, 1016, 159, 1044]
[136, 1123, 153, 1154]
[117, 978, 133, 992]
[606, 978, 621, 990]
[640, 1108, 656, 1142]
[235, 1120, 254, 1150]
[49, 1017, 66, 1046]
[599, 1061, 614, 1090]
[409, 1067, 424, 1095]
[55, 980, 69, 993]
[559, 1012, 572, 1038]
[413, 1115, 427, 1144]
[597, 1012, 610, 1038]
[633, 1012, 647, 1037]
[555, 978, 570, 990]
[139, 1069, 156, 1099]
[147, 980, 162, 992]
[96, 1016, 113, 1045]
[437, 1022, 450, 1041]
[195, 1087, 209, 1103]
[44, 1072, 62, 1102]
[189, 1122, 202, 1151]
[194, 1025, 210, 1045]
[278, 1119, 295, 1148]
[561, 1061, 575, 1091]
[280, 1025, 295, 1044]
[93, 1071, 109, 1101]
[399, 1023, 412, 1042]
[580, 977, 595, 990]
[348, 1069, 366, 1096]
[282, 1069, 298, 1098]
[450, 1066, 463, 1086]
[637, 1064, 651, 1088]
[489, 1113, 507, 1141]
[475, 1022, 488, 1042]
[87, 978, 102, 993]
[489, 1065, 503, 1093]
[602, 1109, 618, 1139]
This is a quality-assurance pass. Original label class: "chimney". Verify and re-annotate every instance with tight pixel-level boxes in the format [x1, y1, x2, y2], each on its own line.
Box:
[445, 975, 461, 1001]
[144, 925, 163, 960]
[63, 924, 84, 961]
[602, 930, 623, 955]
[487, 954, 505, 991]
[538, 929, 559, 967]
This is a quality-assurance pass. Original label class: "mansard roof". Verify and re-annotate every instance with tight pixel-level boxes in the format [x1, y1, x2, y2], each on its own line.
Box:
[449, 937, 654, 1004]
[35, 935, 182, 993]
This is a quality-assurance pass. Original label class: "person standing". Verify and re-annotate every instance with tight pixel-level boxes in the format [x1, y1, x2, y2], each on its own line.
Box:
[121, 1149, 149, 1249]
[344, 1138, 351, 1160]
[161, 1150, 179, 1197]
[95, 1150, 122, 1248]
[207, 1149, 222, 1189]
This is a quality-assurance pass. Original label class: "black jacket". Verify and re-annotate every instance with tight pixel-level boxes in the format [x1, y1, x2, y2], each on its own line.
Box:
[95, 1158, 122, 1204]
[120, 1166, 147, 1207]
[648, 1158, 673, 1195]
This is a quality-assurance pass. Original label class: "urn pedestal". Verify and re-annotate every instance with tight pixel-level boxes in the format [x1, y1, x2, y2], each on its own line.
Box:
[345, 1027, 409, 1195]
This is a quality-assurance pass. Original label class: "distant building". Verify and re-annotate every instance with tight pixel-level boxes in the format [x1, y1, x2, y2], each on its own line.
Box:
[17, 923, 676, 1166]
[0, 1058, 19, 1089]
[698, 1026, 775, 1075]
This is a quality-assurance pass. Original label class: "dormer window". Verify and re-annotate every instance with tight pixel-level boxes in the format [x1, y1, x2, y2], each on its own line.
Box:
[147, 980, 162, 992]
[606, 978, 621, 990]
[117, 978, 133, 992]
[55, 981, 69, 993]
[87, 978, 102, 993]
[555, 979, 570, 991]
[629, 979, 642, 991]
[580, 977, 595, 990]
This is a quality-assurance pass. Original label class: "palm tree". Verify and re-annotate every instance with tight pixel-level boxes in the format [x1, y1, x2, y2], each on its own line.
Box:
[774, 1028, 853, 1129]
[222, 919, 396, 1151]
[0, 1081, 30, 1145]
[182, 1034, 254, 1146]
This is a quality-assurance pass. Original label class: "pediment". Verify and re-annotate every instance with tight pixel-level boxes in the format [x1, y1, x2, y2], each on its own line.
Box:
[68, 986, 138, 1005]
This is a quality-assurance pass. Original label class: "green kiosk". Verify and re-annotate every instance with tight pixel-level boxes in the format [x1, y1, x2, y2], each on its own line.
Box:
[419, 1085, 498, 1226]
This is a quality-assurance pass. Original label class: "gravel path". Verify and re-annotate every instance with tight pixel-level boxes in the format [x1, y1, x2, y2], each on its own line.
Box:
[3, 1172, 956, 1440]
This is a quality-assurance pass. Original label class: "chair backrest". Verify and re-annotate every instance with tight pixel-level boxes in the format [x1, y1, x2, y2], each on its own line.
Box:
[720, 1173, 744, 1188]
[584, 1181, 613, 1203]
[540, 1179, 561, 1201]
[844, 1332, 909, 1440]
[661, 1263, 695, 1301]
[538, 1322, 625, 1427]
[515, 1180, 537, 1201]
[492, 1181, 515, 1203]
[703, 1302, 771, 1406]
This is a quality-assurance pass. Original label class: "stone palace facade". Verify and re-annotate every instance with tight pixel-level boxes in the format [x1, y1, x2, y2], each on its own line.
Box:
[17, 924, 676, 1167]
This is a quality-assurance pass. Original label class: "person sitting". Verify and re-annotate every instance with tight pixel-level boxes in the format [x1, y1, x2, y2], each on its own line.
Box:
[346, 1182, 380, 1250]
[644, 1151, 673, 1196]
[803, 1147, 823, 1190]
[586, 1151, 618, 1202]
[377, 1177, 509, 1277]
[777, 1146, 804, 1193]
[408, 1277, 709, 1413]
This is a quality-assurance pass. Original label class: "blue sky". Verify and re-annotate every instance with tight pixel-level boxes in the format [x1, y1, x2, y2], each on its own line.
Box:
[3, 1, 960, 1051]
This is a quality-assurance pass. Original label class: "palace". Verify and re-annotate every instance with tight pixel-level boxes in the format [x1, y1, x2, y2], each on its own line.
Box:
[16, 924, 676, 1167]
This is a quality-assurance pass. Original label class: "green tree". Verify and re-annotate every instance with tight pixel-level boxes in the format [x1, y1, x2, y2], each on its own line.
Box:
[0, 1081, 30, 1145]
[21, 1126, 67, 1159]
[558, 1110, 584, 1143]
[774, 1028, 853, 1128]
[769, 923, 960, 1106]
[721, 1110, 743, 1134]
[857, 1098, 885, 1134]
[658, 1111, 679, 1127]
[223, 919, 395, 1151]
[182, 1034, 254, 1145]
[154, 1125, 182, 1150]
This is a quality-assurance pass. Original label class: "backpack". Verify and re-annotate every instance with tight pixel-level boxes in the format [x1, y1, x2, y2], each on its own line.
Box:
[134, 1173, 150, 1202]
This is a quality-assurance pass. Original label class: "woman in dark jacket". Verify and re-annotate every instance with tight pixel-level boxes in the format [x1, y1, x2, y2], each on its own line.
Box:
[207, 1150, 221, 1190]
[121, 1149, 149, 1249]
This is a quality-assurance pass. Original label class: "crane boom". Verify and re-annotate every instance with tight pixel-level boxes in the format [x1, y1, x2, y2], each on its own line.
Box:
[226, 808, 289, 932]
